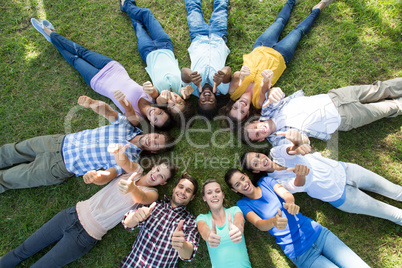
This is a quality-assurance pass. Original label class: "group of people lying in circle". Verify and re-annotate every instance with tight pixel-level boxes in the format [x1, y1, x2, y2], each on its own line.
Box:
[1, 0, 401, 267]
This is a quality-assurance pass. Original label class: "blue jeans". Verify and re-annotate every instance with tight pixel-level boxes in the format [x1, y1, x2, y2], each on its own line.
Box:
[252, 0, 320, 64]
[50, 33, 113, 86]
[337, 163, 402, 225]
[185, 0, 229, 42]
[122, 0, 174, 62]
[291, 227, 369, 268]
[0, 207, 98, 268]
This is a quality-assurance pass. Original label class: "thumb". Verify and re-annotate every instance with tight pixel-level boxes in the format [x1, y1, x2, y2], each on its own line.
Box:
[287, 150, 296, 155]
[275, 131, 287, 136]
[283, 202, 288, 210]
[149, 202, 157, 212]
[211, 219, 217, 234]
[213, 82, 217, 93]
[276, 208, 282, 217]
[262, 99, 272, 108]
[176, 220, 184, 232]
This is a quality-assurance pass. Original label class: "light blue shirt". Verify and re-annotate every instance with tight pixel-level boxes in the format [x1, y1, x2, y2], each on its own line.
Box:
[187, 34, 230, 97]
[145, 49, 183, 95]
[62, 114, 142, 177]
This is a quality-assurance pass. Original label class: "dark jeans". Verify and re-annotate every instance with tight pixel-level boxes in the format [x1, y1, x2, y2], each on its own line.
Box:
[0, 207, 98, 268]
[122, 0, 174, 62]
[50, 33, 113, 85]
[252, 0, 320, 64]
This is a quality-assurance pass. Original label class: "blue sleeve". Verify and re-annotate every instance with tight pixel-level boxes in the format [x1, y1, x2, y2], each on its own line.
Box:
[236, 199, 252, 218]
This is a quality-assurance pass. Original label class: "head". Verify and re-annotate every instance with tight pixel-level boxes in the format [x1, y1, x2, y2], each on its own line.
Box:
[168, 99, 195, 129]
[171, 173, 199, 208]
[239, 152, 273, 173]
[146, 106, 173, 131]
[138, 131, 175, 153]
[229, 97, 251, 122]
[219, 99, 258, 130]
[197, 83, 218, 120]
[201, 179, 227, 210]
[224, 168, 255, 196]
[243, 121, 273, 143]
[142, 160, 178, 187]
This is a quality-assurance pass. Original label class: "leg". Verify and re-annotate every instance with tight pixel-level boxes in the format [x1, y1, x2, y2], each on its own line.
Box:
[337, 163, 402, 225]
[122, 1, 174, 61]
[273, 8, 321, 64]
[50, 33, 113, 85]
[252, 0, 297, 50]
[0, 135, 73, 193]
[185, 0, 210, 41]
[209, 0, 229, 41]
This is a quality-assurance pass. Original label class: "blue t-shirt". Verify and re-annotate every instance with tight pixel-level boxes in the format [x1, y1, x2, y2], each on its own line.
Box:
[196, 206, 251, 268]
[237, 176, 322, 259]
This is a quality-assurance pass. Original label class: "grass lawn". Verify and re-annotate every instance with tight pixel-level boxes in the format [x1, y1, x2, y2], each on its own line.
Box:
[0, 0, 401, 267]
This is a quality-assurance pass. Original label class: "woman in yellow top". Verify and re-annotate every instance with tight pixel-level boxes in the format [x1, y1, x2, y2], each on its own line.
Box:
[221, 0, 334, 124]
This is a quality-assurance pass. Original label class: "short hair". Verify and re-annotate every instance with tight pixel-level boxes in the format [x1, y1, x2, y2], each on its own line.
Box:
[197, 83, 218, 121]
[175, 172, 199, 196]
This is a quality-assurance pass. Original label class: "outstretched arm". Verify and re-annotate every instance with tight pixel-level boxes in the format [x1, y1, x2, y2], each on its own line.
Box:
[273, 183, 300, 215]
[78, 95, 118, 122]
[228, 71, 242, 94]
[107, 143, 139, 173]
[82, 167, 117, 185]
[118, 172, 158, 205]
[113, 90, 140, 126]
[245, 210, 287, 231]
[143, 81, 160, 100]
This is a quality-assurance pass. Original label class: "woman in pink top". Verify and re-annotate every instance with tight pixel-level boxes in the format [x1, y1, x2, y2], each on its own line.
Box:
[30, 18, 173, 130]
[0, 145, 178, 267]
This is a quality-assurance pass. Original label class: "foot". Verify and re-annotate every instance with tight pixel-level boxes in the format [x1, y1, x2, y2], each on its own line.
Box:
[42, 20, 55, 31]
[118, 0, 127, 11]
[312, 0, 334, 10]
[30, 18, 52, 42]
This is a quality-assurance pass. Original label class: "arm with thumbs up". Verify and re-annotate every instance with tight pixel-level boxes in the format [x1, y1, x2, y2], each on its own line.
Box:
[171, 220, 194, 260]
[113, 90, 140, 127]
[197, 219, 221, 248]
[107, 143, 139, 173]
[228, 212, 244, 243]
[123, 202, 157, 229]
[83, 168, 117, 185]
[273, 183, 300, 215]
[118, 172, 159, 205]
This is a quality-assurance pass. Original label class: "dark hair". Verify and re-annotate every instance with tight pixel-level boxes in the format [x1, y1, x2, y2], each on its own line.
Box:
[201, 178, 229, 207]
[154, 158, 178, 180]
[168, 100, 195, 129]
[218, 99, 259, 130]
[155, 106, 173, 131]
[197, 83, 218, 121]
[158, 131, 175, 153]
[175, 172, 199, 196]
[224, 168, 242, 188]
[239, 152, 250, 171]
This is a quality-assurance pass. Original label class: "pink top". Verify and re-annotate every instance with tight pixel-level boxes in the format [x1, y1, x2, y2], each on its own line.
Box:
[76, 167, 157, 240]
[90, 61, 152, 117]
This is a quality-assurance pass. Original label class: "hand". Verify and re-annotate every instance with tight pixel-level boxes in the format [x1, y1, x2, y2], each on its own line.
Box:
[107, 143, 129, 160]
[273, 208, 288, 230]
[180, 85, 193, 99]
[287, 164, 310, 176]
[118, 172, 137, 194]
[228, 213, 242, 243]
[78, 95, 101, 109]
[83, 170, 111, 184]
[288, 144, 311, 156]
[123, 202, 156, 227]
[171, 220, 186, 250]
[239, 66, 250, 87]
[143, 81, 157, 95]
[261, 69, 274, 83]
[156, 90, 171, 105]
[276, 129, 306, 146]
[207, 219, 221, 248]
[190, 71, 202, 92]
[283, 202, 300, 215]
[212, 70, 225, 93]
[262, 87, 283, 108]
[113, 90, 129, 106]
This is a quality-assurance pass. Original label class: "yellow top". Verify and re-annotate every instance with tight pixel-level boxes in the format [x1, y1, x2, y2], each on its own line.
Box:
[230, 46, 286, 109]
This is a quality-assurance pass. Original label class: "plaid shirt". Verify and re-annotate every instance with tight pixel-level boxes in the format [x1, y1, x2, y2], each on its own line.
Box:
[62, 114, 142, 177]
[261, 90, 332, 146]
[121, 196, 200, 268]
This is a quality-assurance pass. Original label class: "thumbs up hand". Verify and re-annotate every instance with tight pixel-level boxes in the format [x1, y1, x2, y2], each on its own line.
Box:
[274, 209, 288, 230]
[172, 220, 186, 250]
[228, 213, 242, 243]
[118, 172, 137, 194]
[207, 219, 221, 248]
[283, 202, 300, 215]
[123, 202, 156, 228]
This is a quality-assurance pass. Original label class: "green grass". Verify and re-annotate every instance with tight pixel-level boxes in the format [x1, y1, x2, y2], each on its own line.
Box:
[1, 0, 401, 267]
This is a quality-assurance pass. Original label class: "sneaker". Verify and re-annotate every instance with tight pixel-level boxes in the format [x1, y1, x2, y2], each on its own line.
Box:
[30, 18, 51, 42]
[42, 19, 55, 31]
[312, 0, 335, 10]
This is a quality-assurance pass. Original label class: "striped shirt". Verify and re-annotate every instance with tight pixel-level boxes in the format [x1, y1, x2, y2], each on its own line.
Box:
[121, 196, 199, 267]
[62, 114, 142, 177]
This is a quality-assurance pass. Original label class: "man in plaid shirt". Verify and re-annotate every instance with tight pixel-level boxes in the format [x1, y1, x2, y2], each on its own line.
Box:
[0, 95, 173, 193]
[121, 173, 200, 267]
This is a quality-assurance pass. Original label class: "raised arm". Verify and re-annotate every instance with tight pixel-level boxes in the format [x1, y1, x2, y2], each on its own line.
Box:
[258, 69, 274, 107]
[122, 202, 156, 229]
[113, 90, 140, 127]
[212, 66, 232, 93]
[143, 81, 160, 100]
[172, 220, 194, 260]
[197, 219, 221, 247]
[228, 71, 242, 94]
[118, 172, 158, 205]
[78, 95, 118, 122]
[228, 212, 244, 243]
[273, 183, 300, 215]
[82, 167, 117, 185]
[245, 209, 287, 232]
[107, 143, 139, 173]
[181, 67, 202, 92]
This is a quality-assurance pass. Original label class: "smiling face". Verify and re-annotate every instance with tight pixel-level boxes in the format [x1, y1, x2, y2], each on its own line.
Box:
[228, 171, 255, 196]
[246, 152, 273, 173]
[171, 178, 195, 208]
[229, 98, 250, 121]
[146, 107, 169, 127]
[198, 88, 217, 111]
[202, 182, 224, 210]
[245, 121, 272, 142]
[138, 133, 166, 152]
[142, 163, 171, 187]
[167, 92, 185, 114]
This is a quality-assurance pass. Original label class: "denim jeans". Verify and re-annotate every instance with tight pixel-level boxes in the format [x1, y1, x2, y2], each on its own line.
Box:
[50, 33, 113, 86]
[185, 0, 229, 42]
[291, 227, 369, 268]
[337, 163, 402, 225]
[0, 207, 98, 268]
[122, 0, 174, 62]
[252, 0, 320, 64]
